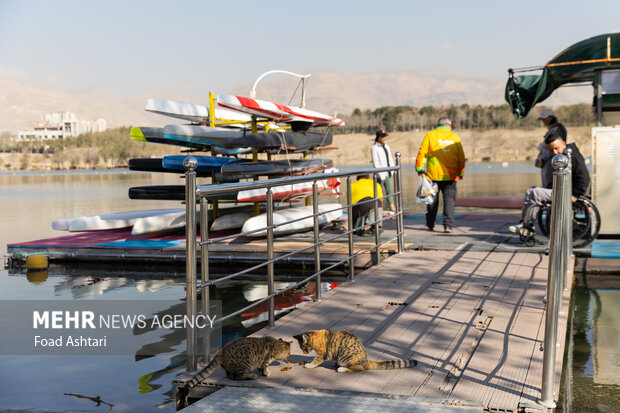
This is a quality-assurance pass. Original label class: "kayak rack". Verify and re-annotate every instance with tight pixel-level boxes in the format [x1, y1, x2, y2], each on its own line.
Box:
[176, 154, 406, 385]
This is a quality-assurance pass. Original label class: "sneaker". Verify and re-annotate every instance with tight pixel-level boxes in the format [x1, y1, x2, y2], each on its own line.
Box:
[519, 226, 535, 237]
[508, 223, 523, 234]
[444, 227, 453, 233]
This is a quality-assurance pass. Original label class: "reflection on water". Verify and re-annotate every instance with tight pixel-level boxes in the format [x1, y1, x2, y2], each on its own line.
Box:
[559, 286, 620, 413]
[0, 267, 335, 412]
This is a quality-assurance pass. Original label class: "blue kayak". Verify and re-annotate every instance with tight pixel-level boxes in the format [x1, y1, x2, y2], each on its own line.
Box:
[162, 155, 249, 173]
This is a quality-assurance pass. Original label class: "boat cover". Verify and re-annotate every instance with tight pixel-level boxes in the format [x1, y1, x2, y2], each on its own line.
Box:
[505, 33, 620, 119]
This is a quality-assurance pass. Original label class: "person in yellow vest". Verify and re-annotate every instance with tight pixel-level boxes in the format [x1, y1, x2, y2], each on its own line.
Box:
[415, 117, 466, 233]
[350, 174, 383, 236]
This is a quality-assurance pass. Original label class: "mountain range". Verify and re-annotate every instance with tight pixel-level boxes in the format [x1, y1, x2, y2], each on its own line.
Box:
[0, 69, 592, 134]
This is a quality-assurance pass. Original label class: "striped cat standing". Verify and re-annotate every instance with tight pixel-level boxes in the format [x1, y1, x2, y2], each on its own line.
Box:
[293, 329, 417, 372]
[184, 336, 291, 390]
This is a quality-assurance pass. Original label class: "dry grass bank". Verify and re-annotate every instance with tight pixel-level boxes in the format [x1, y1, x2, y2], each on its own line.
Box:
[330, 126, 592, 167]
[0, 126, 593, 172]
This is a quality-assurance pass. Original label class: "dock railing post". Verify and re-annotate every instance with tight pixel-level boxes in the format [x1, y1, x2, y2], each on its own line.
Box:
[372, 173, 381, 266]
[184, 156, 198, 373]
[540, 154, 569, 409]
[564, 148, 573, 291]
[266, 188, 275, 328]
[199, 198, 210, 363]
[395, 152, 404, 254]
[346, 176, 355, 281]
[312, 181, 322, 302]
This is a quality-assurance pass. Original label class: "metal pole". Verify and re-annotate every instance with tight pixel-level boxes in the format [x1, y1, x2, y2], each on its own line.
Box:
[199, 198, 210, 363]
[564, 147, 573, 291]
[540, 154, 569, 409]
[266, 189, 275, 328]
[596, 73, 603, 127]
[184, 156, 198, 373]
[395, 152, 404, 254]
[346, 176, 355, 281]
[312, 181, 322, 302]
[372, 173, 381, 266]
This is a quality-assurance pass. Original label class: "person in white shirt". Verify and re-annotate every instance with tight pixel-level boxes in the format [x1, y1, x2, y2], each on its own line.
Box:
[371, 130, 395, 212]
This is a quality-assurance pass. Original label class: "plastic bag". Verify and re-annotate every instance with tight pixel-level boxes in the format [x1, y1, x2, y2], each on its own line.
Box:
[416, 176, 438, 205]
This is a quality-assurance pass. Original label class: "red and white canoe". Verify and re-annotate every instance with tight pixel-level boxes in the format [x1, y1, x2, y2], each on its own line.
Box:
[237, 168, 340, 203]
[237, 181, 329, 203]
[217, 94, 345, 128]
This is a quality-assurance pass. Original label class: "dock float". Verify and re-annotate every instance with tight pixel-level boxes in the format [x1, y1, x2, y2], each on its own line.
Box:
[179, 249, 572, 412]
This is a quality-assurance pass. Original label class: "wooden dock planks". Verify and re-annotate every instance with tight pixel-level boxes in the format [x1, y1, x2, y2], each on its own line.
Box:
[194, 249, 573, 412]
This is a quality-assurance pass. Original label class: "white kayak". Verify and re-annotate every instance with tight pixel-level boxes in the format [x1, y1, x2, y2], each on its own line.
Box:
[131, 209, 199, 235]
[241, 203, 343, 237]
[210, 211, 253, 231]
[145, 98, 251, 123]
[52, 209, 184, 232]
[133, 205, 259, 235]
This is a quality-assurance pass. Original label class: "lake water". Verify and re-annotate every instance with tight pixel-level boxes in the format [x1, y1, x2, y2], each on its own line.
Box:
[0, 163, 618, 412]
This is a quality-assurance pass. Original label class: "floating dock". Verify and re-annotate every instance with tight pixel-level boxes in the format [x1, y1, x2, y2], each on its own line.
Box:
[6, 213, 611, 277]
[5, 217, 401, 269]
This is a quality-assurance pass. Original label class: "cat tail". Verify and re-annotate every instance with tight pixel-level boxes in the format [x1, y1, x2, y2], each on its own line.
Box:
[366, 359, 417, 370]
[185, 355, 223, 390]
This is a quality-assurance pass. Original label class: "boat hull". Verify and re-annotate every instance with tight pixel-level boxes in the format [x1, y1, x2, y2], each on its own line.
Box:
[242, 204, 344, 237]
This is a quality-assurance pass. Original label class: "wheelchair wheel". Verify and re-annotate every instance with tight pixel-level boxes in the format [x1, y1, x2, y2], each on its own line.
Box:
[572, 197, 601, 247]
[537, 197, 600, 247]
[519, 231, 536, 247]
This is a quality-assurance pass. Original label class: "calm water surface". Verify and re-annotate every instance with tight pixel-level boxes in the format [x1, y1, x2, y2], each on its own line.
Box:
[0, 164, 617, 412]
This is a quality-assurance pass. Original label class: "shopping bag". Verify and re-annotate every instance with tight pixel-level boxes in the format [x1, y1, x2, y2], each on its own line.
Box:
[416, 176, 438, 205]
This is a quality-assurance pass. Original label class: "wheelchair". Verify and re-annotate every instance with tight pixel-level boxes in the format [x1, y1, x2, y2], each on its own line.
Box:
[520, 195, 600, 247]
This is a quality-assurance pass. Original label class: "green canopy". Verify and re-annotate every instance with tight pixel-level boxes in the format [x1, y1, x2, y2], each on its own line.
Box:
[505, 33, 620, 119]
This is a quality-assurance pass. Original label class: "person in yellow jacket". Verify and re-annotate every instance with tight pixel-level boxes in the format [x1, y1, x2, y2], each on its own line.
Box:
[350, 174, 383, 236]
[415, 117, 466, 233]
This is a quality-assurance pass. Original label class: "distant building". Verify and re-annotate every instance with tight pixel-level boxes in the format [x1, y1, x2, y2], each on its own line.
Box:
[16, 112, 107, 142]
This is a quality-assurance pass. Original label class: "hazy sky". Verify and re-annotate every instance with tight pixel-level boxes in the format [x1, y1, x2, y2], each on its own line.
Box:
[1, 0, 620, 101]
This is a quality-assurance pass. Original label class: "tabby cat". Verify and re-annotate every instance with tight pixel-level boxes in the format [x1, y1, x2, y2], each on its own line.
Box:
[293, 329, 417, 372]
[185, 336, 291, 389]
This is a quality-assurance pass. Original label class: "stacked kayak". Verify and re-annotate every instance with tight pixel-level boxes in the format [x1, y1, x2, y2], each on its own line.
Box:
[54, 84, 346, 238]
[242, 204, 344, 237]
[129, 155, 249, 176]
[216, 158, 332, 182]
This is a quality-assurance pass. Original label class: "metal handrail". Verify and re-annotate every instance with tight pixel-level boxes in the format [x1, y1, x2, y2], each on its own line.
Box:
[183, 153, 405, 371]
[193, 166, 398, 196]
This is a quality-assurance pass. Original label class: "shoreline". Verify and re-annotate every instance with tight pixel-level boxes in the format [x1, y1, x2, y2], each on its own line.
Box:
[0, 161, 541, 176]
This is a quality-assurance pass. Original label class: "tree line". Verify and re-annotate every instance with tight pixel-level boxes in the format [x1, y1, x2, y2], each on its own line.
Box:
[1, 102, 594, 161]
[334, 103, 594, 134]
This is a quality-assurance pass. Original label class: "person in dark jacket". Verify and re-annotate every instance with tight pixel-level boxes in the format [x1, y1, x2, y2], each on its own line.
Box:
[535, 109, 567, 188]
[509, 132, 589, 237]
